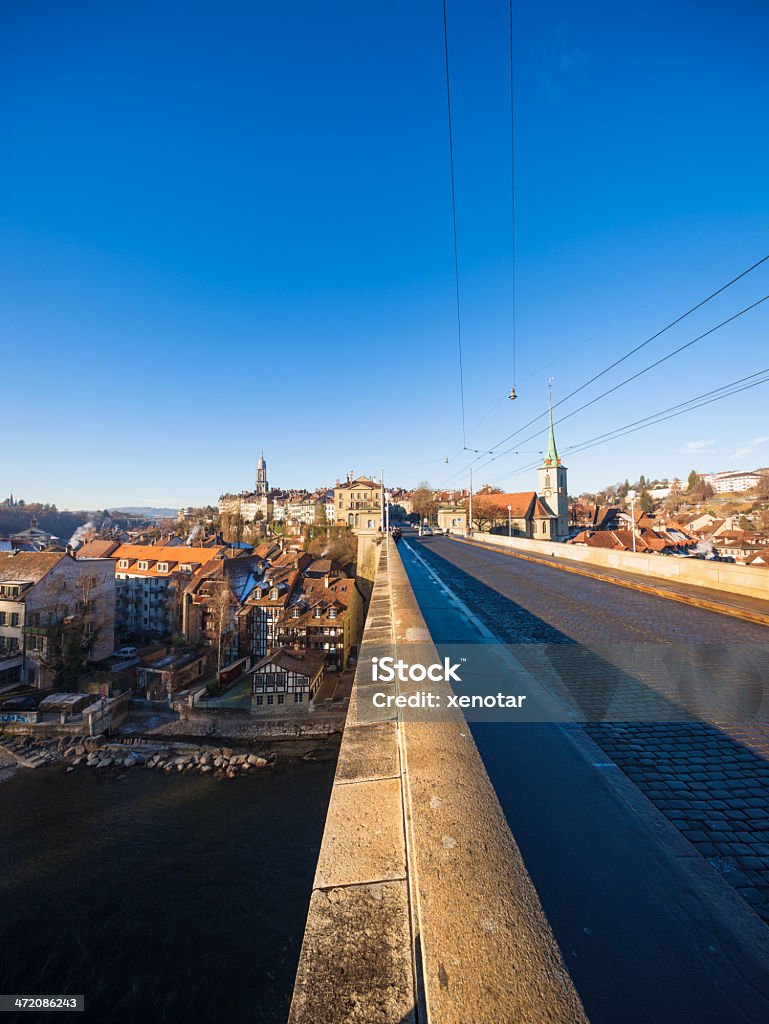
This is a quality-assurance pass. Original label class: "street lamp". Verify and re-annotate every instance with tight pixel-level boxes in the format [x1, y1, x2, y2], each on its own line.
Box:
[468, 466, 474, 538]
[627, 489, 637, 554]
[507, 505, 512, 538]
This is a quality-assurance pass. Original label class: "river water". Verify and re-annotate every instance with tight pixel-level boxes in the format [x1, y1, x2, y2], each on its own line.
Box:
[0, 750, 337, 1024]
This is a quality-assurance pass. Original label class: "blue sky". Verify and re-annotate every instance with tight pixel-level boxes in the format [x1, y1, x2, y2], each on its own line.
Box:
[3, 0, 768, 508]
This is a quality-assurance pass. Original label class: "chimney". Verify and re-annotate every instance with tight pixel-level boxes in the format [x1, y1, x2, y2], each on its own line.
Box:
[324, 575, 330, 589]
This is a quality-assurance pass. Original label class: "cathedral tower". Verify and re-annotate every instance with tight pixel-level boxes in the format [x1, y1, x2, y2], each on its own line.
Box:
[255, 450, 268, 497]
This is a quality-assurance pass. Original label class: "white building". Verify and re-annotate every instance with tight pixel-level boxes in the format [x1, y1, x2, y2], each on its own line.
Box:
[703, 471, 763, 494]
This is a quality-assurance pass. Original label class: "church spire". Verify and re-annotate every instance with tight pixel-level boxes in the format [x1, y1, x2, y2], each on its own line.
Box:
[546, 383, 560, 465]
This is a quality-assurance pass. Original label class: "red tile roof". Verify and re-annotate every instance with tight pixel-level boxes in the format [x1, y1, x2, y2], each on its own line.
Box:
[469, 492, 537, 518]
[112, 544, 225, 577]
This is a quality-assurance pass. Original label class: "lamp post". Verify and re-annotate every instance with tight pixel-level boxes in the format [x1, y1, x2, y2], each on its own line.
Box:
[468, 466, 473, 537]
[507, 504, 512, 538]
[627, 489, 637, 553]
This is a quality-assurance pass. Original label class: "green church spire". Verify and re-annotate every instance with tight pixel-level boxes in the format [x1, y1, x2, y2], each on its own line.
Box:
[546, 385, 559, 465]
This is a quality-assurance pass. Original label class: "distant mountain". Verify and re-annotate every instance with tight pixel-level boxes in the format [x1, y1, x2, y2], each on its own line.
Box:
[110, 506, 178, 519]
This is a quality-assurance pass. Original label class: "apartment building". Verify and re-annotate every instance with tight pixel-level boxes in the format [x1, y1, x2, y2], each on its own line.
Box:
[111, 543, 225, 639]
[334, 476, 382, 530]
[276, 575, 363, 670]
[0, 550, 115, 688]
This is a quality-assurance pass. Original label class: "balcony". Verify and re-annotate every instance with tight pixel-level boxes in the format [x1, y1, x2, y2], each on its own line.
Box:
[22, 624, 55, 637]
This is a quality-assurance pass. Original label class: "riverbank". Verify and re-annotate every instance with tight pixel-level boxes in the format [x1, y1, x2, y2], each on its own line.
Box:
[0, 730, 341, 784]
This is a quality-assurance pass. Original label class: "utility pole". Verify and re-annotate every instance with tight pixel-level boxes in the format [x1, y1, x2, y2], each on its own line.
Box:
[380, 468, 385, 532]
[508, 504, 512, 538]
[628, 490, 637, 553]
[468, 466, 473, 537]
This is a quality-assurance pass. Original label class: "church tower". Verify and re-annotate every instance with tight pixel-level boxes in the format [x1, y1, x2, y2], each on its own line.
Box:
[537, 390, 568, 540]
[255, 450, 268, 497]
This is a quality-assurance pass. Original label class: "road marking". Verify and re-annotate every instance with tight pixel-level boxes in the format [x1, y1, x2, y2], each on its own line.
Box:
[402, 539, 497, 641]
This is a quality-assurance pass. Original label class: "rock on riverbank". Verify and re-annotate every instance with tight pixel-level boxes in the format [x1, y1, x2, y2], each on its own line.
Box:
[0, 735, 275, 781]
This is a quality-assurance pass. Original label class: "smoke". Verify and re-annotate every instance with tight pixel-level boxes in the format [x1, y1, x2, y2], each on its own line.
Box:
[69, 521, 96, 548]
[691, 540, 717, 560]
[186, 523, 202, 546]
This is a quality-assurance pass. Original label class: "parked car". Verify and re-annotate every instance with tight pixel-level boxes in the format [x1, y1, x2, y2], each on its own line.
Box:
[422, 527, 433, 536]
[112, 645, 138, 659]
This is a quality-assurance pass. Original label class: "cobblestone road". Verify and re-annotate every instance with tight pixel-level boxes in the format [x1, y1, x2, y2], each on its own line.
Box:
[413, 536, 769, 925]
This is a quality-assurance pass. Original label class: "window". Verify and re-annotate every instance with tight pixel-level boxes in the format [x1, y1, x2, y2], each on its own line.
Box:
[270, 588, 279, 601]
[328, 607, 337, 620]
[267, 694, 274, 705]
[118, 560, 129, 569]
[0, 613, 5, 626]
[255, 695, 264, 705]
[138, 561, 149, 571]
[10, 613, 19, 627]
[277, 694, 285, 704]
[157, 562, 168, 573]
[292, 607, 301, 619]
[294, 692, 304, 702]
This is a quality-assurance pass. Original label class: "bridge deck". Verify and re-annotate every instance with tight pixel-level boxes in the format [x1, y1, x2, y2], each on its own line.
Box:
[400, 533, 769, 1023]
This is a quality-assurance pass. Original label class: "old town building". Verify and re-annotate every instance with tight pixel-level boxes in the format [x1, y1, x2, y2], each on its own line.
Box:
[0, 550, 115, 688]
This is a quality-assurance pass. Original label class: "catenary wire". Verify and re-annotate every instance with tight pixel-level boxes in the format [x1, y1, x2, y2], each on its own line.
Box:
[440, 253, 769, 484]
[441, 0, 467, 447]
[482, 368, 769, 487]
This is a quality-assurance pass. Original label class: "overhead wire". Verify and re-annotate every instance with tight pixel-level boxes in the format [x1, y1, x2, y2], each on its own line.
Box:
[441, 0, 467, 448]
[508, 0, 517, 391]
[483, 368, 769, 487]
[439, 255, 769, 484]
[473, 290, 769, 474]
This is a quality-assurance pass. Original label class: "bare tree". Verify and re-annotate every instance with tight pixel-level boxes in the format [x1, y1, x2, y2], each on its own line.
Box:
[210, 581, 235, 673]
[465, 497, 495, 533]
[35, 574, 104, 688]
[410, 483, 437, 526]
[165, 573, 188, 641]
